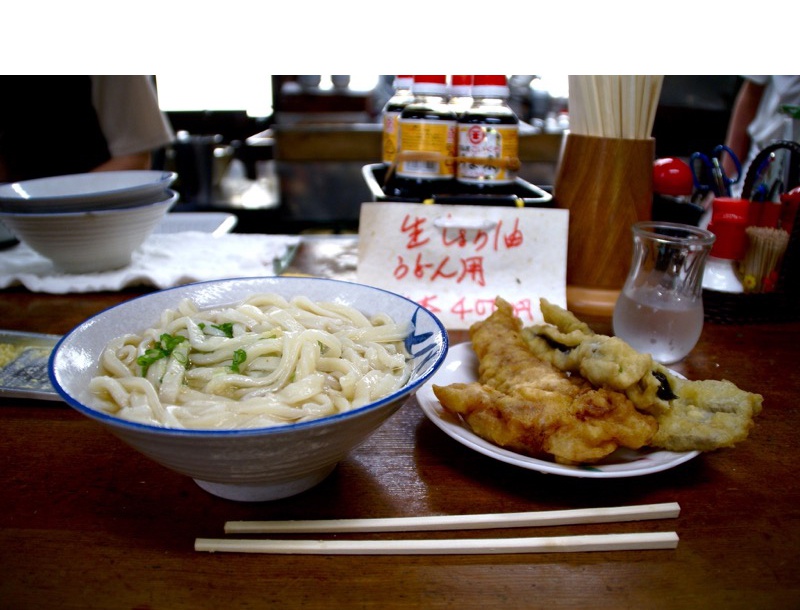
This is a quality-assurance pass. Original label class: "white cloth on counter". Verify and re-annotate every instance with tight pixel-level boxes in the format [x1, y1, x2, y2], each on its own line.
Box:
[0, 231, 301, 294]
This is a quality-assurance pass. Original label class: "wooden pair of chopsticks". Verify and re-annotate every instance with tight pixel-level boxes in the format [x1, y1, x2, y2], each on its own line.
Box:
[195, 502, 680, 555]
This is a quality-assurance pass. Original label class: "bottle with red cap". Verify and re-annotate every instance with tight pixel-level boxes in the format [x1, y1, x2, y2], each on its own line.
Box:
[456, 75, 520, 196]
[701, 197, 747, 293]
[386, 75, 457, 200]
[381, 75, 414, 166]
[447, 75, 473, 116]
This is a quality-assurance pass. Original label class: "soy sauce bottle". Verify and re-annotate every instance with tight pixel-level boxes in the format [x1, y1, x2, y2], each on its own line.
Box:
[381, 75, 414, 166]
[447, 75, 473, 117]
[456, 75, 520, 196]
[385, 75, 457, 201]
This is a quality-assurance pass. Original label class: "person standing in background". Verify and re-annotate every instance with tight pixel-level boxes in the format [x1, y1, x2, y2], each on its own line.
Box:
[723, 75, 800, 194]
[0, 75, 175, 183]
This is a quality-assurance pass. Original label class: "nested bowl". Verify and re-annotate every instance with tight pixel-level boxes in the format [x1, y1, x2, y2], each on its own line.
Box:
[0, 190, 178, 273]
[49, 277, 449, 501]
[0, 170, 177, 213]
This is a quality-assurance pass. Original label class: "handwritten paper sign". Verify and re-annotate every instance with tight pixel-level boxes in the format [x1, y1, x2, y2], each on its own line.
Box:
[357, 202, 569, 329]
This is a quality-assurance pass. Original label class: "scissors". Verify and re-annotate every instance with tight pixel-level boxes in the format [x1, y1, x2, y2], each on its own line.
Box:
[690, 144, 742, 197]
[742, 139, 800, 202]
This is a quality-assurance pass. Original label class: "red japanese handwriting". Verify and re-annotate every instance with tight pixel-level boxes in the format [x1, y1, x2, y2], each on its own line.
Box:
[400, 214, 430, 249]
[394, 254, 487, 286]
[417, 296, 536, 323]
[400, 214, 524, 253]
[394, 214, 527, 288]
[438, 217, 524, 252]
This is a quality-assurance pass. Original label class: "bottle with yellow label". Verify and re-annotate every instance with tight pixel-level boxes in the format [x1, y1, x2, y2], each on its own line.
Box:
[386, 75, 457, 201]
[456, 75, 520, 196]
[381, 75, 414, 166]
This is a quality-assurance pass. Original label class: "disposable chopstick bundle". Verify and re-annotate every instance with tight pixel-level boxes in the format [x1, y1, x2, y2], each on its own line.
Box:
[224, 502, 680, 534]
[195, 532, 679, 556]
[568, 75, 663, 140]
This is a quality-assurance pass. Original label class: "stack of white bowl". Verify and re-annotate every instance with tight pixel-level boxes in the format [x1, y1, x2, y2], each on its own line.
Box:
[0, 170, 178, 273]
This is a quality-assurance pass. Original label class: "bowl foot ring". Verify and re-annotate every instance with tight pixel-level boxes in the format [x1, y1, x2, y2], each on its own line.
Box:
[193, 464, 337, 502]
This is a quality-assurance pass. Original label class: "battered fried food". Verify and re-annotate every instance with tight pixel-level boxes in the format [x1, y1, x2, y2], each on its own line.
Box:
[523, 300, 665, 409]
[522, 299, 763, 452]
[432, 298, 657, 464]
[650, 376, 763, 451]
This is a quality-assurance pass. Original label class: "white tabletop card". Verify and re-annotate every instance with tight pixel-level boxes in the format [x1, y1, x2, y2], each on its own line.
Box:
[357, 202, 569, 329]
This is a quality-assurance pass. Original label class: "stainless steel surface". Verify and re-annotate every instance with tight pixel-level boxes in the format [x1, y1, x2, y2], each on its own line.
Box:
[0, 330, 61, 400]
[284, 234, 358, 281]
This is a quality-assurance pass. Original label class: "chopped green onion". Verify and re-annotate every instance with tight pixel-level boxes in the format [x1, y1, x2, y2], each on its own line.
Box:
[212, 323, 235, 338]
[230, 349, 247, 373]
[136, 333, 188, 375]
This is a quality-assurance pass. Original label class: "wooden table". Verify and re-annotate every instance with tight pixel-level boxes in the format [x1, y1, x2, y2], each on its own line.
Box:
[1, 236, 799, 609]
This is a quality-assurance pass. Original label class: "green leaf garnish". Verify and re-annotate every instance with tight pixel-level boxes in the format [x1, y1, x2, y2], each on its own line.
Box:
[136, 333, 188, 375]
[212, 322, 235, 338]
[230, 349, 247, 373]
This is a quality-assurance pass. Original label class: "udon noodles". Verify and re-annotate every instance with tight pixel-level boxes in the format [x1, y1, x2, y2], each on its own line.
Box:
[88, 293, 412, 429]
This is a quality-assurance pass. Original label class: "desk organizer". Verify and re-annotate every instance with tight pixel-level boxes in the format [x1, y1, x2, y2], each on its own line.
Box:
[703, 216, 800, 324]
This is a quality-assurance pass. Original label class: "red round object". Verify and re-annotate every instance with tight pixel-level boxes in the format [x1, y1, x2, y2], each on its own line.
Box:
[653, 157, 694, 196]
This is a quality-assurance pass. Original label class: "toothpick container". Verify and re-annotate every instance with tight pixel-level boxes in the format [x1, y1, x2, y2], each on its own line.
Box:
[555, 134, 655, 295]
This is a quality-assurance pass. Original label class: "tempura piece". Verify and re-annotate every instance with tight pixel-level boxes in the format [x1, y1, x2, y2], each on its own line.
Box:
[433, 298, 657, 464]
[522, 299, 763, 451]
[523, 300, 665, 409]
[648, 374, 763, 452]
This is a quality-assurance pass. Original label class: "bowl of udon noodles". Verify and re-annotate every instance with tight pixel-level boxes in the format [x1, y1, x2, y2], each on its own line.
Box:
[50, 276, 448, 501]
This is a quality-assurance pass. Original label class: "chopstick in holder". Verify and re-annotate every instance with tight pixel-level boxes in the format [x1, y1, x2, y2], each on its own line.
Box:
[567, 75, 664, 139]
[194, 532, 679, 555]
[224, 502, 680, 534]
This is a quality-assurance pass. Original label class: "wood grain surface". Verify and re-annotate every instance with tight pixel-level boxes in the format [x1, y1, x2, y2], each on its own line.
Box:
[1, 236, 798, 609]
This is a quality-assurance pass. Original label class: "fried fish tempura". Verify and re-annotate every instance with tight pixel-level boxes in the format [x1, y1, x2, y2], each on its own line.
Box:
[522, 299, 763, 452]
[433, 298, 657, 464]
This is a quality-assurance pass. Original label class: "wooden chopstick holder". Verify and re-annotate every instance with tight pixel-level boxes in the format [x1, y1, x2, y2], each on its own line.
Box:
[224, 502, 680, 534]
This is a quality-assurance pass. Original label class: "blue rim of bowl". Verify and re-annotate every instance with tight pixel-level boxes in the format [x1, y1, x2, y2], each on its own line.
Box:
[0, 170, 178, 202]
[0, 190, 178, 218]
[49, 276, 449, 438]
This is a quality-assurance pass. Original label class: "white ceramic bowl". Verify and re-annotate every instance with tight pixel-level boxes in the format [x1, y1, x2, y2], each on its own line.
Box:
[0, 190, 178, 273]
[0, 170, 177, 213]
[49, 277, 449, 501]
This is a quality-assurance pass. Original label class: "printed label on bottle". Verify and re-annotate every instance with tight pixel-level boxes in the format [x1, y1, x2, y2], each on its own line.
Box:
[382, 111, 401, 164]
[396, 119, 457, 179]
[457, 124, 519, 183]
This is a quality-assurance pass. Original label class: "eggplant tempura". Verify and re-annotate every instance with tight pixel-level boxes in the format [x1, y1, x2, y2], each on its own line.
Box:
[522, 299, 763, 452]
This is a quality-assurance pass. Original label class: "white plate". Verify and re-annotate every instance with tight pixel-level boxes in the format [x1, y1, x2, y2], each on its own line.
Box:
[416, 342, 700, 478]
[153, 212, 238, 236]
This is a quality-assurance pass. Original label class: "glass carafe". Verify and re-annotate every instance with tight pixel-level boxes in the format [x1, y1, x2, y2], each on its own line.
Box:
[613, 221, 716, 364]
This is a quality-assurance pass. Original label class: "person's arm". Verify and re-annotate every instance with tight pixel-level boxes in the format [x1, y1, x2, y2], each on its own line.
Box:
[90, 76, 175, 169]
[91, 151, 151, 172]
[723, 79, 766, 175]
